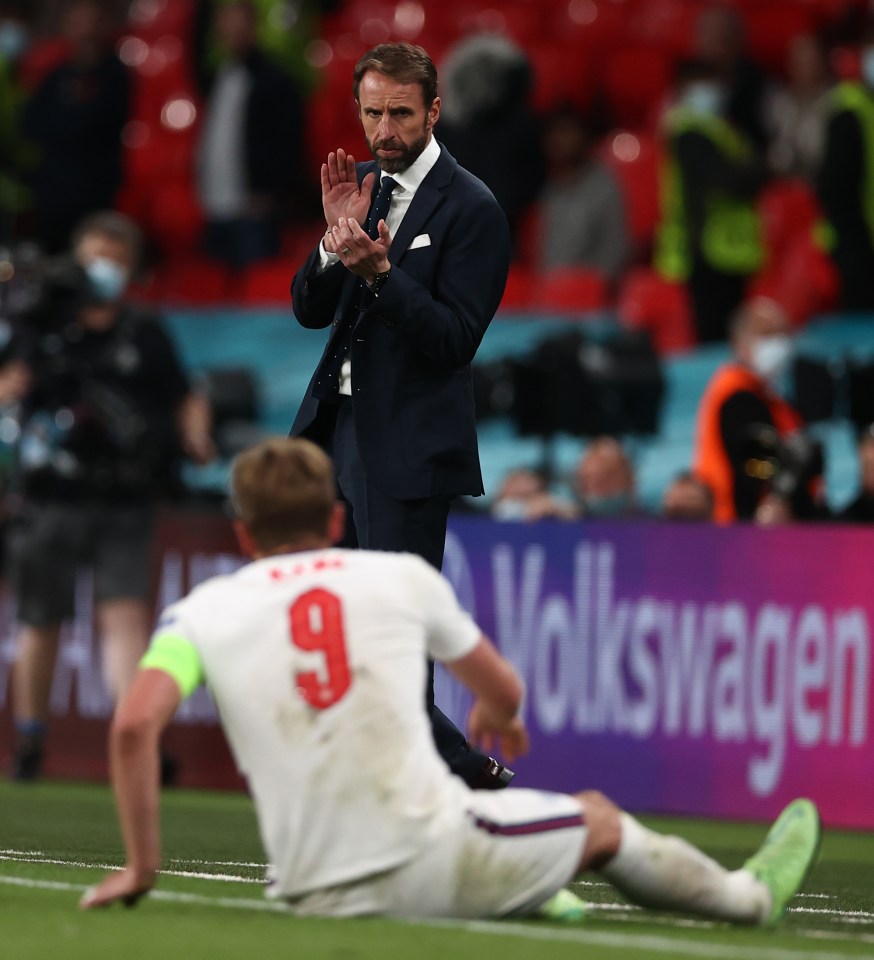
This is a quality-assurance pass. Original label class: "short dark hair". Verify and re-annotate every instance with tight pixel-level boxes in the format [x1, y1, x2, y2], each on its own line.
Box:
[353, 42, 438, 107]
[72, 210, 144, 265]
[674, 57, 721, 86]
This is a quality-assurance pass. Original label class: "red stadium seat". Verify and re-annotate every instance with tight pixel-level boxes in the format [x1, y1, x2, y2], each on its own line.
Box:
[627, 0, 696, 56]
[598, 130, 662, 253]
[745, 4, 817, 73]
[499, 265, 534, 312]
[156, 257, 233, 305]
[548, 0, 626, 51]
[601, 46, 673, 130]
[757, 178, 822, 267]
[749, 235, 839, 328]
[537, 267, 609, 313]
[617, 267, 695, 354]
[143, 179, 204, 257]
[241, 259, 294, 305]
[528, 41, 594, 113]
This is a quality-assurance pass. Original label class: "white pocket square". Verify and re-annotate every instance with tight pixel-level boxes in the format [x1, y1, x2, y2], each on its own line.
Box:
[409, 234, 431, 250]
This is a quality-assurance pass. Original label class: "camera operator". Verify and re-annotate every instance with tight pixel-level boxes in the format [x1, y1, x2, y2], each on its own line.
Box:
[4, 210, 215, 781]
[693, 296, 825, 524]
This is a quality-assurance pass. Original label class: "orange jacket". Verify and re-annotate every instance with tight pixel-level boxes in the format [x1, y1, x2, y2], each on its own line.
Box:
[693, 363, 803, 524]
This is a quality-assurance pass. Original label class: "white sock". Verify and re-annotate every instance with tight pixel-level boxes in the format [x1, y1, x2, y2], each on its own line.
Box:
[600, 813, 771, 924]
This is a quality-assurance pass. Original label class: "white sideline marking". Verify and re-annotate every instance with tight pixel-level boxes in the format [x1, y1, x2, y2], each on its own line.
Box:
[0, 873, 868, 960]
[0, 853, 263, 884]
[3, 850, 868, 922]
[169, 859, 266, 868]
[0, 875, 286, 912]
[790, 907, 874, 921]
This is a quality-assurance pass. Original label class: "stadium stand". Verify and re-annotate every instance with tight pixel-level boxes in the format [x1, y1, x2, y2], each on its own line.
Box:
[11, 0, 874, 517]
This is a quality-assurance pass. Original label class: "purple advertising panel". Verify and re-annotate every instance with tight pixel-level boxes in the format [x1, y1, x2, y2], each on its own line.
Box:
[1, 510, 871, 828]
[436, 517, 873, 829]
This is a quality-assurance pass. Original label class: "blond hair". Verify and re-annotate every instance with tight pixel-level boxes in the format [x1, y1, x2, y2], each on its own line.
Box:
[231, 438, 335, 551]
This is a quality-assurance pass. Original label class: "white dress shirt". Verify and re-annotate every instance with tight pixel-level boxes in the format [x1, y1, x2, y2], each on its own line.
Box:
[320, 135, 441, 394]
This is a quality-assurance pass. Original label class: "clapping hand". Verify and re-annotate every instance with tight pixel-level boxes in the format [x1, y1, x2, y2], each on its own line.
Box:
[321, 149, 375, 231]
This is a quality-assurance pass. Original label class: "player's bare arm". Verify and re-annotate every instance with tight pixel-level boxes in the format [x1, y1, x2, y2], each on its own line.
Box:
[80, 669, 182, 909]
[447, 636, 530, 763]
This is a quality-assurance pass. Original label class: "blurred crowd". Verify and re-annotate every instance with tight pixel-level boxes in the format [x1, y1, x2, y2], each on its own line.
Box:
[490, 292, 874, 528]
[4, 0, 874, 782]
[0, 1, 871, 324]
[0, 0, 872, 537]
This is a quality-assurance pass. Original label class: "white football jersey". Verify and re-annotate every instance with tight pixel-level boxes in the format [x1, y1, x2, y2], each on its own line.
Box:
[152, 548, 480, 897]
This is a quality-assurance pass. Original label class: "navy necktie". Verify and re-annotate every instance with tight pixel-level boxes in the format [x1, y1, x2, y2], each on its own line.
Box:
[320, 176, 399, 396]
[351, 175, 398, 310]
[367, 176, 398, 240]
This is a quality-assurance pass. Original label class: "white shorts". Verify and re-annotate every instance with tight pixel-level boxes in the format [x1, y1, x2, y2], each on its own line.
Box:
[286, 789, 587, 918]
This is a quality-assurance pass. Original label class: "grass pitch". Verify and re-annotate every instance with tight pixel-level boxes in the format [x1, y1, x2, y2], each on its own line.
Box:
[2, 779, 873, 960]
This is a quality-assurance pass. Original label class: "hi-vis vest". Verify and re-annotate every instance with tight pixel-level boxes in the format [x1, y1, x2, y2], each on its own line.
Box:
[816, 82, 874, 252]
[655, 107, 764, 282]
[693, 363, 802, 524]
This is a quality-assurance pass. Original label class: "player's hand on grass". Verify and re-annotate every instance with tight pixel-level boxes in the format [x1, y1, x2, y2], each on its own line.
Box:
[79, 866, 156, 910]
[467, 700, 530, 763]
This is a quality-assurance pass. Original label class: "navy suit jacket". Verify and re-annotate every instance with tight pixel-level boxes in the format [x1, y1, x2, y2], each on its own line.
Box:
[289, 144, 510, 500]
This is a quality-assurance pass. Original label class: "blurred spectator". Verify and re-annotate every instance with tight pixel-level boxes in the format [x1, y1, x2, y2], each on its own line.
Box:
[196, 0, 307, 270]
[438, 33, 545, 253]
[661, 470, 715, 521]
[765, 33, 834, 180]
[21, 0, 130, 255]
[537, 104, 629, 282]
[572, 436, 643, 519]
[654, 58, 767, 343]
[195, 0, 342, 93]
[816, 19, 874, 312]
[838, 425, 874, 522]
[692, 297, 823, 525]
[491, 466, 576, 522]
[0, 1, 34, 247]
[693, 2, 771, 152]
[4, 211, 215, 781]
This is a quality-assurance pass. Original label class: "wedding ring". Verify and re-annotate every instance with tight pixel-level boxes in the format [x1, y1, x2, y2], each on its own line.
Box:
[342, 247, 352, 256]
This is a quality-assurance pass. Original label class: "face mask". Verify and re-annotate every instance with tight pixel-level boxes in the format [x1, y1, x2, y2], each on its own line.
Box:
[683, 82, 724, 116]
[862, 47, 874, 90]
[751, 334, 793, 383]
[85, 257, 128, 302]
[0, 22, 27, 60]
[582, 491, 631, 518]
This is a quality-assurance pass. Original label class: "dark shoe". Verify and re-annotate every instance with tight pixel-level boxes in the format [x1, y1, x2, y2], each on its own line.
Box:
[10, 734, 44, 782]
[160, 752, 179, 787]
[469, 756, 515, 790]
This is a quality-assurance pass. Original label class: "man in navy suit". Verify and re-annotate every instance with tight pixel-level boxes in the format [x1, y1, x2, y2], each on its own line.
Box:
[290, 43, 512, 788]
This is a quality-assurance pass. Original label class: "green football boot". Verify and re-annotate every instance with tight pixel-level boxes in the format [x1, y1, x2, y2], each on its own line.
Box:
[535, 887, 587, 923]
[743, 798, 822, 928]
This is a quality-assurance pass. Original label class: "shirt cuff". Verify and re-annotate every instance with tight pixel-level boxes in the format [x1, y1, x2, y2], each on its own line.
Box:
[317, 239, 340, 273]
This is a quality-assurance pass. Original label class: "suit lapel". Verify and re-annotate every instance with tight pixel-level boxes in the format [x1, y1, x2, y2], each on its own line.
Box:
[389, 145, 455, 263]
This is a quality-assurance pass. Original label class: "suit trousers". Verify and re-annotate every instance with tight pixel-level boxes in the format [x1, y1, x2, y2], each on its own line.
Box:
[331, 397, 488, 784]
